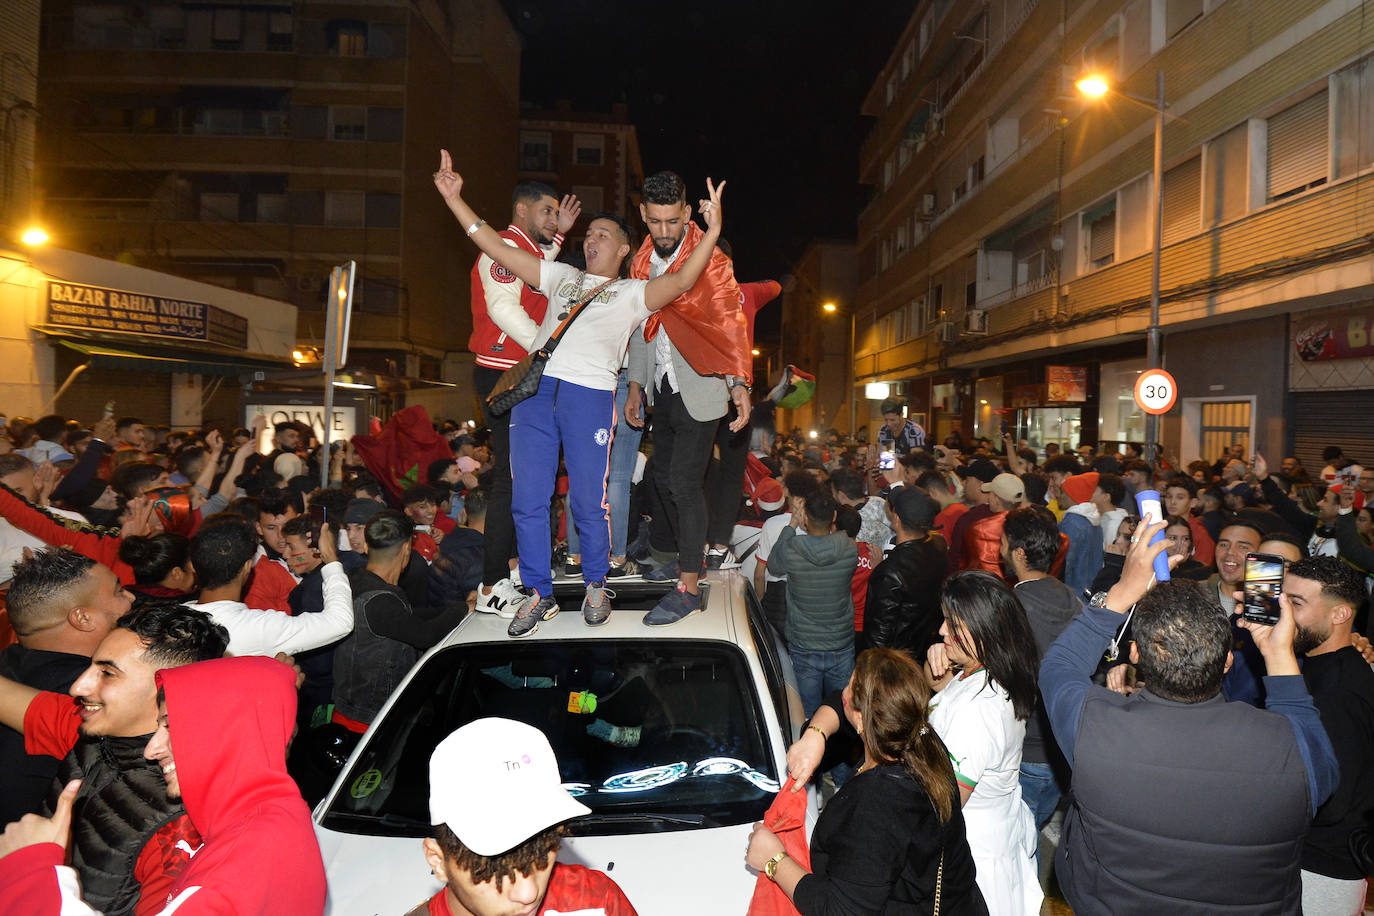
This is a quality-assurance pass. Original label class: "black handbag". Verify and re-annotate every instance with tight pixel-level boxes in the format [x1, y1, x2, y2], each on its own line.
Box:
[484, 274, 614, 416]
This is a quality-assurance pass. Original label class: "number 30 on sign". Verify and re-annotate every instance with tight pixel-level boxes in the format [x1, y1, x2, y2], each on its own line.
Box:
[1133, 369, 1178, 415]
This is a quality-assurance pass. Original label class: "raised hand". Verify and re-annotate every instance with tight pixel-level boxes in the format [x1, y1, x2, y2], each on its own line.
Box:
[0, 779, 81, 858]
[557, 194, 582, 234]
[699, 178, 726, 235]
[205, 429, 223, 456]
[432, 149, 464, 205]
[1252, 451, 1268, 480]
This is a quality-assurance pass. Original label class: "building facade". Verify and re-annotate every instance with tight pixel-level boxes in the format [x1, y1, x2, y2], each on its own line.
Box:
[775, 241, 857, 438]
[34, 0, 521, 421]
[857, 0, 1374, 469]
[518, 102, 644, 224]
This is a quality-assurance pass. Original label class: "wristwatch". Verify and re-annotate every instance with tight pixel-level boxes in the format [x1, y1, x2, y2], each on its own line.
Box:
[765, 851, 789, 880]
[1088, 591, 1112, 609]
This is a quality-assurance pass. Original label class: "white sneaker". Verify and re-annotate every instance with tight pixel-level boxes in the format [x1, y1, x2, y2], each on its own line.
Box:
[509, 566, 523, 587]
[475, 578, 524, 619]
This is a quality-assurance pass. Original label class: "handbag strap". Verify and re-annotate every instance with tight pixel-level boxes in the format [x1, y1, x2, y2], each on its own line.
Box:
[543, 273, 616, 353]
[932, 848, 943, 916]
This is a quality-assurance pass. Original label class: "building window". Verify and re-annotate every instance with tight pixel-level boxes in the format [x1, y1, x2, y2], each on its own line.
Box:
[199, 192, 239, 223]
[330, 105, 366, 141]
[330, 20, 367, 57]
[520, 131, 552, 171]
[325, 190, 365, 227]
[256, 193, 286, 223]
[1334, 56, 1374, 179]
[883, 154, 895, 190]
[1200, 400, 1251, 460]
[267, 11, 293, 50]
[212, 7, 242, 48]
[1203, 123, 1248, 225]
[571, 185, 604, 213]
[1160, 156, 1201, 246]
[1083, 197, 1116, 268]
[1267, 90, 1329, 202]
[573, 134, 604, 166]
[1165, 0, 1204, 39]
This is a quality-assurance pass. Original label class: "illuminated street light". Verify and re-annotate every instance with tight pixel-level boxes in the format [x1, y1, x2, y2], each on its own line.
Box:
[1075, 74, 1110, 98]
[751, 348, 760, 356]
[822, 301, 837, 313]
[21, 227, 48, 245]
[1078, 68, 1168, 467]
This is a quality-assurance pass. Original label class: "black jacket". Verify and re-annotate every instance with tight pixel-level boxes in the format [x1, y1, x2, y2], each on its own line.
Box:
[860, 536, 945, 661]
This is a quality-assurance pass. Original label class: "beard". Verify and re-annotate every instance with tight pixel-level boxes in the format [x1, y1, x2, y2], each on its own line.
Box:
[1293, 623, 1328, 656]
[652, 233, 683, 259]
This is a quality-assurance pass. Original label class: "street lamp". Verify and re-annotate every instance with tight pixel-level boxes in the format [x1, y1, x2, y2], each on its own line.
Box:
[1078, 70, 1167, 468]
[20, 226, 48, 245]
[821, 301, 857, 437]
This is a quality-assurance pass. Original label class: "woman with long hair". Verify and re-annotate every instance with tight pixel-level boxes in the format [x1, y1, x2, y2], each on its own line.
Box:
[926, 570, 1043, 915]
[118, 532, 195, 598]
[746, 648, 987, 914]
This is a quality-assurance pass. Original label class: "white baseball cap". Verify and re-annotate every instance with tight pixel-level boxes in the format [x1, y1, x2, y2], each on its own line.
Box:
[429, 718, 590, 856]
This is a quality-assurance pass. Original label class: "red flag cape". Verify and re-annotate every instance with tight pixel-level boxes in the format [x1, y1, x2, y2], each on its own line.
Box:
[350, 406, 453, 503]
[746, 776, 812, 916]
[630, 222, 752, 383]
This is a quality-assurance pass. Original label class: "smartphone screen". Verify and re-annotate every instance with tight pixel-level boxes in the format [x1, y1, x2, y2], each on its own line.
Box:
[879, 450, 896, 470]
[309, 505, 326, 548]
[1241, 552, 1285, 625]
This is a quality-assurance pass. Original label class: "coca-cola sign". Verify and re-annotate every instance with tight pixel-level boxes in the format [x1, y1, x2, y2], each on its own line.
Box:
[1293, 307, 1374, 362]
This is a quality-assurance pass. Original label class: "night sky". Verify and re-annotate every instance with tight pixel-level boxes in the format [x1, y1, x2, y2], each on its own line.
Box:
[498, 0, 912, 338]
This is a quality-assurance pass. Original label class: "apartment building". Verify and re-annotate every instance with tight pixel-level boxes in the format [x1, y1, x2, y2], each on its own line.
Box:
[34, 0, 522, 421]
[518, 102, 644, 224]
[775, 240, 857, 438]
[856, 0, 1374, 469]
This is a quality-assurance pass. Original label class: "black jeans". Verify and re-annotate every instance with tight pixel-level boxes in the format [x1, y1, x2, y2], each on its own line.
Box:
[704, 400, 750, 547]
[649, 381, 717, 573]
[475, 365, 516, 587]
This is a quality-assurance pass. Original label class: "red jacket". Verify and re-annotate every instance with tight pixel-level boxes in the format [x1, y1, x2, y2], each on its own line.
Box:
[961, 511, 1007, 576]
[2, 657, 322, 914]
[468, 225, 557, 371]
[243, 554, 298, 614]
[0, 485, 134, 585]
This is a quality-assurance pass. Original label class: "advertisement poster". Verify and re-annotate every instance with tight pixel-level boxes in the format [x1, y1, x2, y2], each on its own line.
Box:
[1293, 306, 1374, 362]
[1046, 365, 1087, 402]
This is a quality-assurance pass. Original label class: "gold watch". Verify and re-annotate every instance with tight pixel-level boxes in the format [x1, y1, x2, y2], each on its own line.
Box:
[765, 851, 789, 880]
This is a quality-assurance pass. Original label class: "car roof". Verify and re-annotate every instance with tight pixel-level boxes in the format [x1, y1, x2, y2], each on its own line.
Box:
[437, 571, 751, 648]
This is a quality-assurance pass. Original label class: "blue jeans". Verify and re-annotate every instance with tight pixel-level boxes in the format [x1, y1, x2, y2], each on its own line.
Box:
[791, 646, 854, 720]
[567, 370, 641, 560]
[1018, 761, 1061, 829]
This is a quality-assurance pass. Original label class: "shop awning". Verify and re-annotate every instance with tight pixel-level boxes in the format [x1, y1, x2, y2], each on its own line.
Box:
[48, 336, 292, 376]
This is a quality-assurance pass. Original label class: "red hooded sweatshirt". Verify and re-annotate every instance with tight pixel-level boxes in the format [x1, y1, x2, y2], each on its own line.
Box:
[0, 656, 327, 915]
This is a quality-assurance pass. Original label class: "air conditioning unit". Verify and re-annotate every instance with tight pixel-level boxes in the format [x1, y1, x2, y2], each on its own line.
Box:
[936, 320, 958, 344]
[919, 193, 937, 218]
[963, 309, 988, 335]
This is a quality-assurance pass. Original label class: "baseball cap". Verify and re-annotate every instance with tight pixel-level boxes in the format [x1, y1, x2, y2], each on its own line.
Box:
[954, 458, 998, 483]
[1060, 472, 1100, 506]
[981, 472, 1025, 505]
[429, 718, 590, 856]
[754, 477, 785, 511]
[888, 486, 937, 531]
[343, 497, 385, 526]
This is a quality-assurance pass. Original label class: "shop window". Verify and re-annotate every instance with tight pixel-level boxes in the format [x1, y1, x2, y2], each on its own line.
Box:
[1267, 90, 1329, 202]
[1200, 401, 1251, 460]
[573, 134, 604, 166]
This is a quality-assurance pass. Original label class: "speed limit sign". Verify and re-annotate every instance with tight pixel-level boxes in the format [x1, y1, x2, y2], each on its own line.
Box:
[1134, 369, 1178, 415]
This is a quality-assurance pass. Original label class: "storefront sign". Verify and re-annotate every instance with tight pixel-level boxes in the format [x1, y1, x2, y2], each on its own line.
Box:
[1046, 365, 1087, 402]
[248, 403, 358, 453]
[46, 281, 249, 349]
[1294, 306, 1374, 361]
[1010, 384, 1044, 408]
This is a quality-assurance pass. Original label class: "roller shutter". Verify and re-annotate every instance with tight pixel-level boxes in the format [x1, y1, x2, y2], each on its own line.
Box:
[1268, 91, 1329, 201]
[1292, 390, 1374, 476]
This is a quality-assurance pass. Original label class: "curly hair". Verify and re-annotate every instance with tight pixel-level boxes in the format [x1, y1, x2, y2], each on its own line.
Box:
[433, 821, 564, 889]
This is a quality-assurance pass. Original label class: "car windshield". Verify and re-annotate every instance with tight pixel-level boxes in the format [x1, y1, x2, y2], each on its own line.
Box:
[320, 639, 780, 837]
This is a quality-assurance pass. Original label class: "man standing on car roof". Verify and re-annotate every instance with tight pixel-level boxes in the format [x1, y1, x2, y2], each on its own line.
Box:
[411, 718, 639, 916]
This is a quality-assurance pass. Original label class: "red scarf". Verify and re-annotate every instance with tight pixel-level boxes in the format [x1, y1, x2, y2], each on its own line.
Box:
[630, 222, 752, 383]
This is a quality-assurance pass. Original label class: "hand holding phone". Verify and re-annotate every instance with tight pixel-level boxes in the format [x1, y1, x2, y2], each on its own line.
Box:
[879, 450, 896, 471]
[308, 505, 327, 549]
[1240, 552, 1285, 625]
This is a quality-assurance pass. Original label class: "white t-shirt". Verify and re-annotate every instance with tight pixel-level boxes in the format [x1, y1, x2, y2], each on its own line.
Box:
[537, 262, 651, 392]
[756, 513, 796, 584]
[928, 667, 1041, 915]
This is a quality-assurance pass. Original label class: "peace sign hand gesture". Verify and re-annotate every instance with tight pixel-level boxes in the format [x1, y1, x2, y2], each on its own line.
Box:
[698, 178, 726, 235]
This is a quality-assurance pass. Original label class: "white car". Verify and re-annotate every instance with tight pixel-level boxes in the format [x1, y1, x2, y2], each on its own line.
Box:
[312, 572, 814, 914]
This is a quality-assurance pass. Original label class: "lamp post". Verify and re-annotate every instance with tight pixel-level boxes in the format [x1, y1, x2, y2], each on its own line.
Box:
[1077, 70, 1166, 468]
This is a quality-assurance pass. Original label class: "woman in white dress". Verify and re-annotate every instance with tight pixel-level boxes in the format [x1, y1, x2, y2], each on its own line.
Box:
[926, 570, 1044, 915]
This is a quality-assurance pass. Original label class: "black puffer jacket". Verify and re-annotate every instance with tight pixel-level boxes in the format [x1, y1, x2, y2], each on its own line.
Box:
[860, 535, 946, 661]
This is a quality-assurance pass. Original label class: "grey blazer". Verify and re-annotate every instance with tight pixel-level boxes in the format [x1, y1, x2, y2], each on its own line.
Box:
[627, 324, 730, 423]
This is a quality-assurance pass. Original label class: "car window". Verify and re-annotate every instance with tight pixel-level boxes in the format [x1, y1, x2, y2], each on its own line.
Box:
[321, 639, 781, 837]
[744, 589, 791, 744]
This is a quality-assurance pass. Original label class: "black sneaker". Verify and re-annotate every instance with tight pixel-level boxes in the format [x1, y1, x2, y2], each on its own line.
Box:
[643, 583, 704, 626]
[565, 558, 583, 578]
[607, 559, 644, 579]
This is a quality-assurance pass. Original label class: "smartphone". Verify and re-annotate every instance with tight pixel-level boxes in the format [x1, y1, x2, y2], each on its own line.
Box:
[879, 450, 896, 470]
[308, 505, 326, 548]
[1240, 552, 1286, 625]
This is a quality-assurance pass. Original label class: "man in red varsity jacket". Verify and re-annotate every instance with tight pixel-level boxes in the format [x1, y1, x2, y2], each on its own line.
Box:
[468, 182, 580, 619]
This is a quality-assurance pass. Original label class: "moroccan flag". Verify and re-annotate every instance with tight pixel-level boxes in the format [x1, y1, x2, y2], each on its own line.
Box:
[775, 366, 816, 410]
[350, 406, 453, 503]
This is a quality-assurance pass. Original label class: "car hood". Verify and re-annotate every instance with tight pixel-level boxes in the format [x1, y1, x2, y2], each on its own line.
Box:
[316, 821, 760, 914]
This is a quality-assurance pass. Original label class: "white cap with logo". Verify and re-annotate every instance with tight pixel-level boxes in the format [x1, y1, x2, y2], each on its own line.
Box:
[429, 718, 590, 856]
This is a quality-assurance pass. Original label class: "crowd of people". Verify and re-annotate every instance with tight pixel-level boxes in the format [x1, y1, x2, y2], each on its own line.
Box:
[0, 151, 1366, 916]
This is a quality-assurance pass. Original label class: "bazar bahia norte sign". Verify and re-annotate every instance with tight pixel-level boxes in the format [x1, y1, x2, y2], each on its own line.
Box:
[45, 280, 249, 350]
